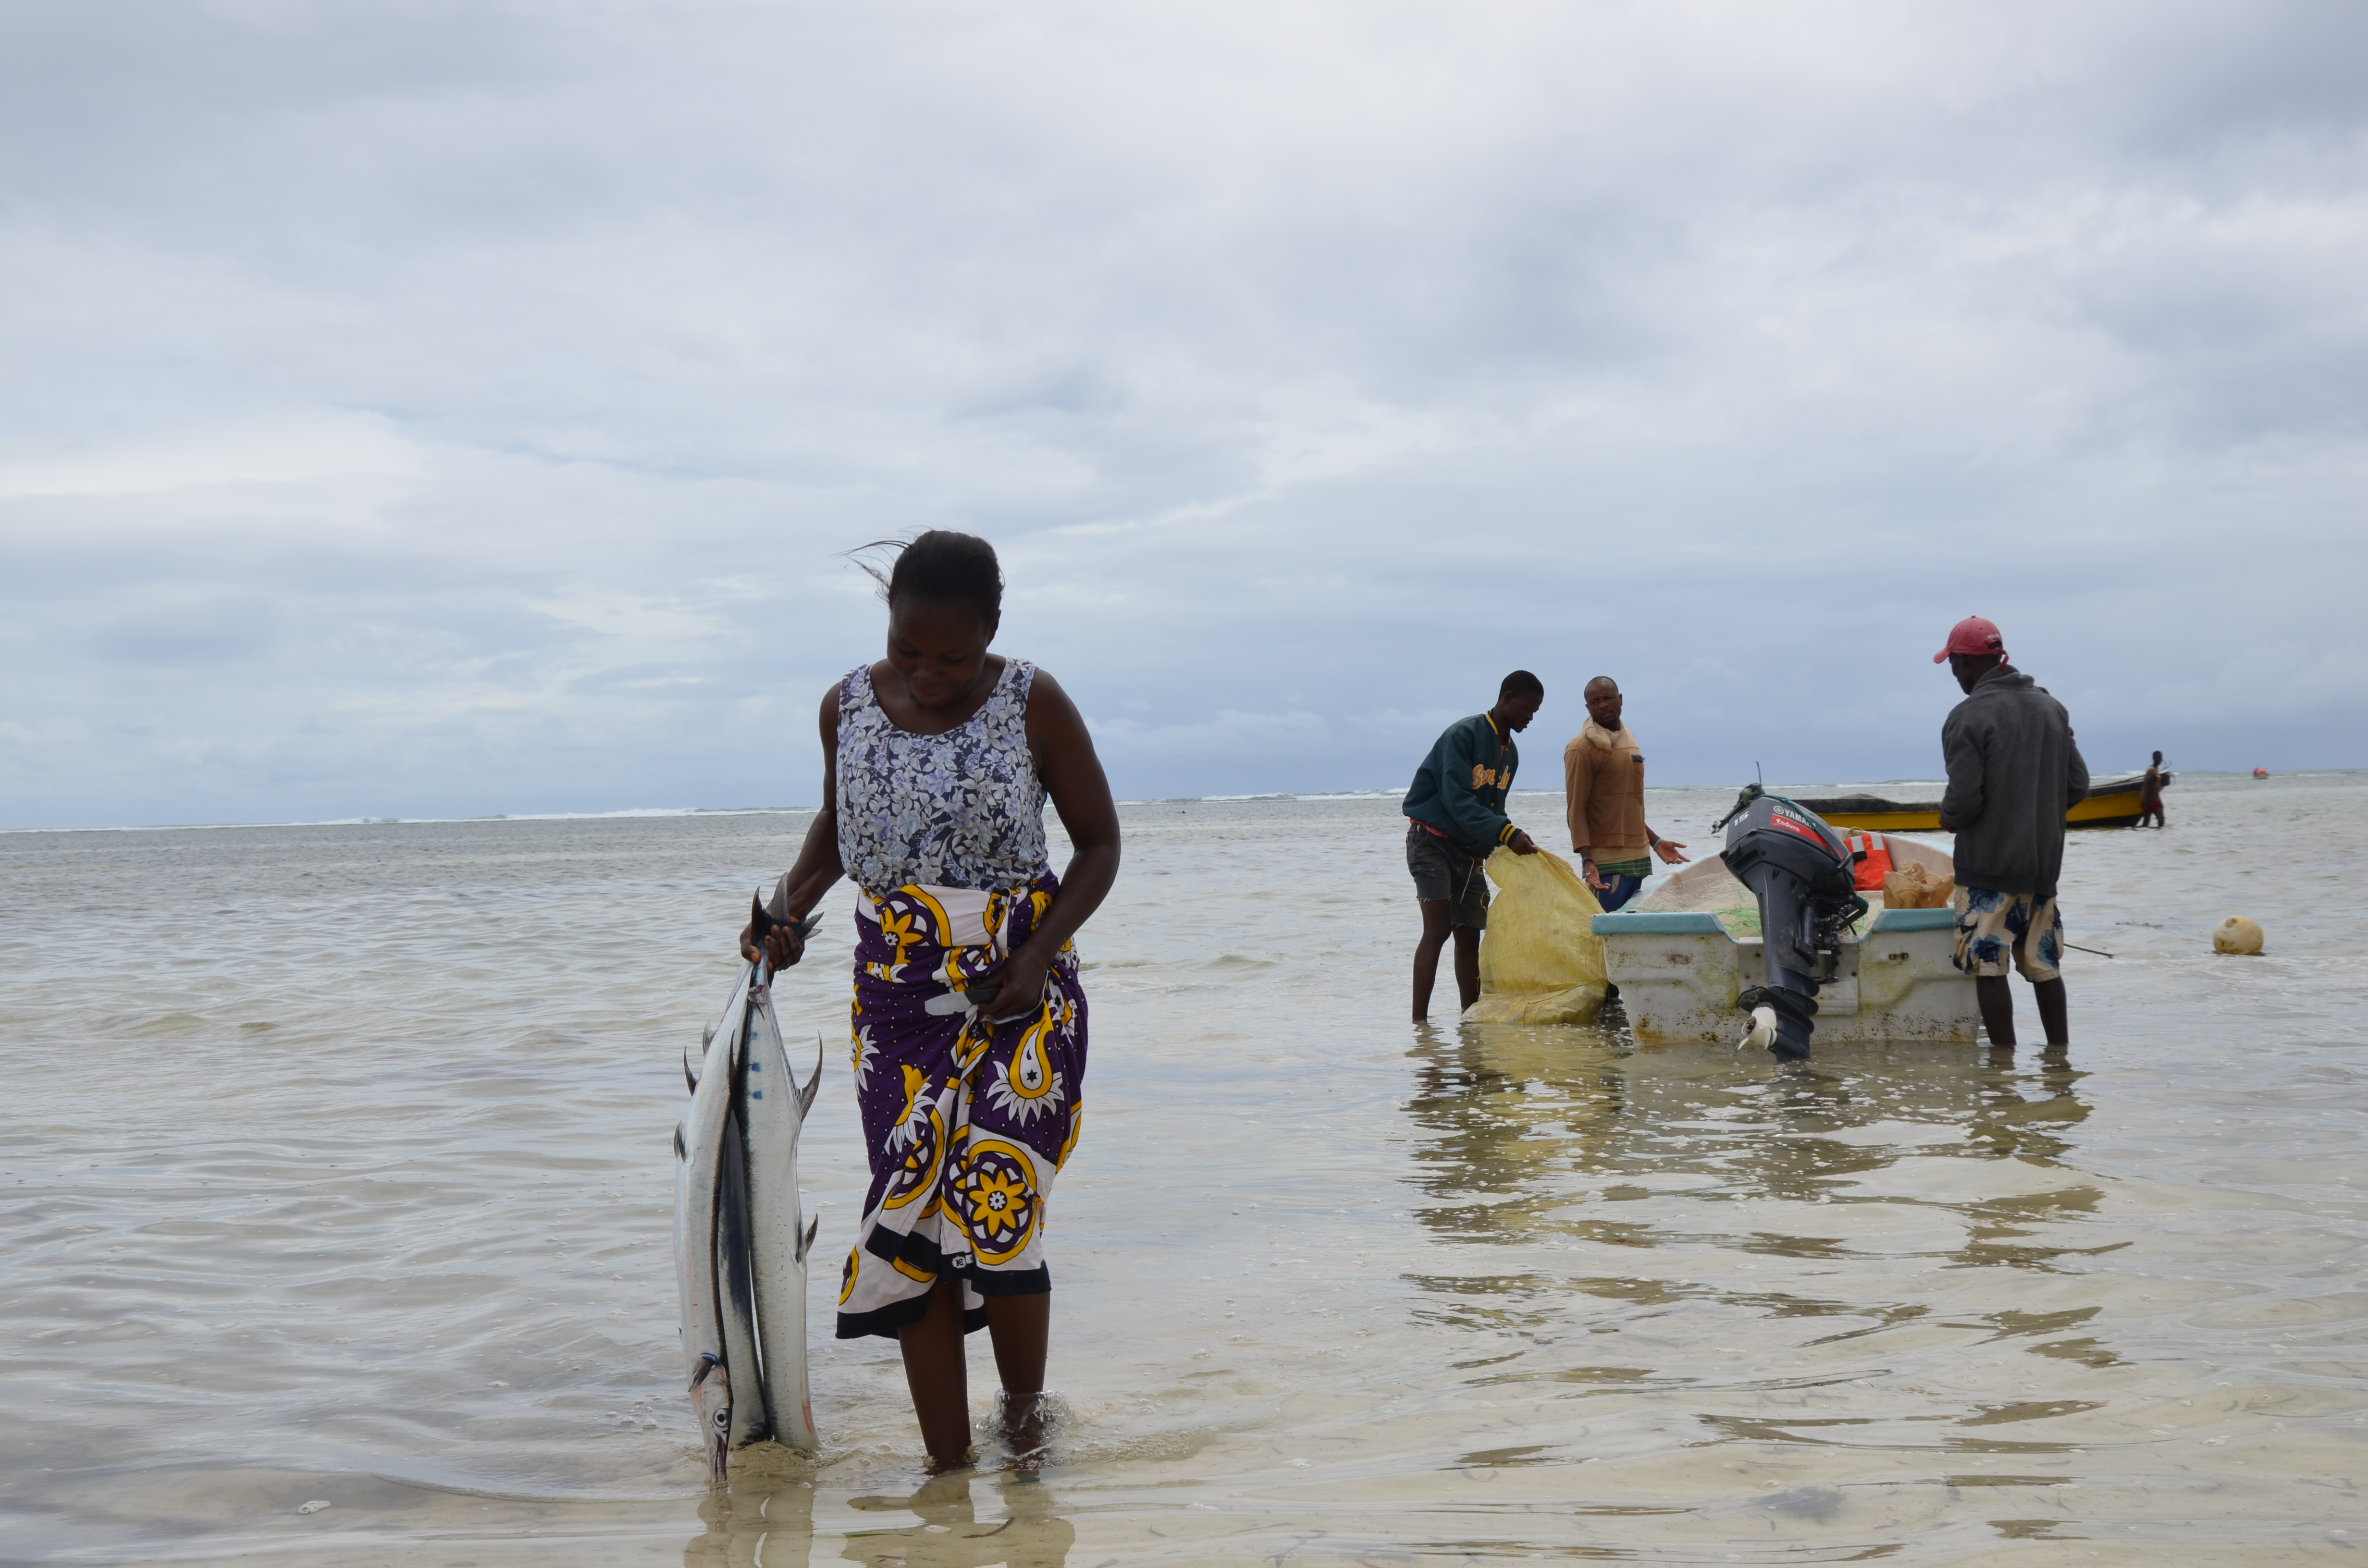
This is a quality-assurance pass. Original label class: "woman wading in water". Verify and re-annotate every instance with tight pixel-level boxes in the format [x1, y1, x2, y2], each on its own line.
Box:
[741, 531, 1120, 1470]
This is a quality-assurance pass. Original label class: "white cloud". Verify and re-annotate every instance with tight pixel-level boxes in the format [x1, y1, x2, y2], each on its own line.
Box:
[0, 413, 417, 500]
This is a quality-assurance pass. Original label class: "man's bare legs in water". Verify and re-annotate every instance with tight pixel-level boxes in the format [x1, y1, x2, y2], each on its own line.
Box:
[1413, 901, 1481, 1021]
[1976, 974, 2070, 1049]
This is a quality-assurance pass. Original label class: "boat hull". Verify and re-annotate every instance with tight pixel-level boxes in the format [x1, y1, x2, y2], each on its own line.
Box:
[1790, 773, 2164, 833]
[1599, 905, 1980, 1045]
[1597, 837, 1979, 1045]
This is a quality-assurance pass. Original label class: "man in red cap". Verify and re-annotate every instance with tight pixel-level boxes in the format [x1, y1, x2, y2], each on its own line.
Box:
[1936, 616, 2088, 1047]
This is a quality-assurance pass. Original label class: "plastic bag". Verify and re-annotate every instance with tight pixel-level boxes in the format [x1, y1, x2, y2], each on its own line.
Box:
[1882, 862, 1955, 909]
[1463, 847, 1608, 1025]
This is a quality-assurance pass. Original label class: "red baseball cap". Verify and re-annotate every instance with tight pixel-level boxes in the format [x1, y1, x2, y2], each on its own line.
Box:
[1933, 615, 2006, 663]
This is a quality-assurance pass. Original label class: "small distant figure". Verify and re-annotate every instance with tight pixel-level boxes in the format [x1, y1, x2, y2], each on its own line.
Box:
[2138, 751, 2166, 828]
[1935, 616, 2088, 1050]
[2253, 767, 2270, 779]
[1404, 672, 1543, 1021]
[1562, 675, 1689, 912]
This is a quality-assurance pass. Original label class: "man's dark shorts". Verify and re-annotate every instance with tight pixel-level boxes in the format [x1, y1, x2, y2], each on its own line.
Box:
[1406, 822, 1491, 929]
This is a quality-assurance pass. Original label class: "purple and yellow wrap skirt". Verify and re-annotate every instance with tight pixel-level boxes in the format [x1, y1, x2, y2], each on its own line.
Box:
[836, 870, 1088, 1340]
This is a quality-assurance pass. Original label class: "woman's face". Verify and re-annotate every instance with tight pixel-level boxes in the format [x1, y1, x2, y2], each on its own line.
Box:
[885, 598, 997, 709]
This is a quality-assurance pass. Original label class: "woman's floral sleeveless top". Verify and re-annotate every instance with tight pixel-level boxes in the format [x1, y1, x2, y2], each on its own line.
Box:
[836, 658, 1050, 895]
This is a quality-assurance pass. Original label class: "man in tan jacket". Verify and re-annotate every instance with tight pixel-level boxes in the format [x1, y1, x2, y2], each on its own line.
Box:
[1564, 676, 1689, 912]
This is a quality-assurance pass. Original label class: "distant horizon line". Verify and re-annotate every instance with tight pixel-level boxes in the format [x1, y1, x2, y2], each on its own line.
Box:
[2, 766, 2350, 836]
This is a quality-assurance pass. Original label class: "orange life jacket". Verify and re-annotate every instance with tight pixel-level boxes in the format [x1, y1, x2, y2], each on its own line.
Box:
[1845, 831, 1893, 892]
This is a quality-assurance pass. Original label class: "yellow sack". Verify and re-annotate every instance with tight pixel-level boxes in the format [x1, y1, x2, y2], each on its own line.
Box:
[1463, 846, 1608, 1026]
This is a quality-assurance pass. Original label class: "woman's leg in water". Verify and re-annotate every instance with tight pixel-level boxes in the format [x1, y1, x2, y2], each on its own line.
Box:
[987, 1293, 1050, 1460]
[899, 1277, 1052, 1470]
[899, 1276, 972, 1470]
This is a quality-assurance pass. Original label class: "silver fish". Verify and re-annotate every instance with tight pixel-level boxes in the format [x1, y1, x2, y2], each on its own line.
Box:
[674, 962, 747, 1483]
[714, 1090, 769, 1451]
[676, 936, 826, 1480]
[741, 977, 823, 1450]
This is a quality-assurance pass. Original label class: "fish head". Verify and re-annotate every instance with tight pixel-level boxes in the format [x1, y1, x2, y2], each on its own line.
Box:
[688, 1352, 731, 1484]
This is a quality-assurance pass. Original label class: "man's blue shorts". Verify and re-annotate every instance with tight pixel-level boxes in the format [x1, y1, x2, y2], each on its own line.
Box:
[1594, 872, 1644, 912]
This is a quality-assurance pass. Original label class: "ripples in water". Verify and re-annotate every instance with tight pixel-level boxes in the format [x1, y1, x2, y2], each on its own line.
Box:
[2, 775, 2363, 1561]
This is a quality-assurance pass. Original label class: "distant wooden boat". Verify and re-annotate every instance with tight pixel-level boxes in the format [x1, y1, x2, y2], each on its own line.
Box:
[1786, 772, 2168, 833]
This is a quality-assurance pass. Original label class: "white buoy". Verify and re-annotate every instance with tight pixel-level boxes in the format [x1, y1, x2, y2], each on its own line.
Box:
[2213, 916, 2264, 955]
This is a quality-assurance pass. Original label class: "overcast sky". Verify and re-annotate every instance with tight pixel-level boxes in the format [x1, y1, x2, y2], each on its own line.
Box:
[3, 0, 2363, 829]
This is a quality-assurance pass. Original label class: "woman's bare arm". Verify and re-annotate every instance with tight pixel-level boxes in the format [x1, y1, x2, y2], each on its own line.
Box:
[739, 686, 847, 968]
[980, 668, 1120, 1020]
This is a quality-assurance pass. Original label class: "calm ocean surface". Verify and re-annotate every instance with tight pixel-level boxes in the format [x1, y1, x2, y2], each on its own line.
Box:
[4, 772, 2364, 1565]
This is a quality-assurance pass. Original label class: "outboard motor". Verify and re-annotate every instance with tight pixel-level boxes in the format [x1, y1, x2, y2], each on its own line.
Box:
[1712, 787, 1865, 1062]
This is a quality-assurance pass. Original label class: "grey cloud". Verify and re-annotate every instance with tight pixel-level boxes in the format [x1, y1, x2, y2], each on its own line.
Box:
[85, 595, 279, 667]
[1, 0, 2363, 827]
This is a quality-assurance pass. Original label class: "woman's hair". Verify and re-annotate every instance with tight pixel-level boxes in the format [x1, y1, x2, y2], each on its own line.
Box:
[848, 531, 1004, 627]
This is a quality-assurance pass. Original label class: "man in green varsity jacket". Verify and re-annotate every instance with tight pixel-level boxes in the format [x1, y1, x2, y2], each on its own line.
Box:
[1404, 670, 1544, 1020]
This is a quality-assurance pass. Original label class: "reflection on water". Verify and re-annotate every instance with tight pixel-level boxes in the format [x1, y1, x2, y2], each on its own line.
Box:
[839, 1473, 1073, 1568]
[646, 1459, 1080, 1568]
[683, 1451, 817, 1568]
[1409, 1022, 2095, 1261]
[1402, 1021, 2122, 1485]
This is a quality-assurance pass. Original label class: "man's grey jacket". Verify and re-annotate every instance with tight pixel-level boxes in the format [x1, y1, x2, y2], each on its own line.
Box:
[1938, 665, 2089, 899]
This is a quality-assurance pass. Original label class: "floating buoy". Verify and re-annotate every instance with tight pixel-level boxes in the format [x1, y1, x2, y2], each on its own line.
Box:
[2213, 916, 2264, 955]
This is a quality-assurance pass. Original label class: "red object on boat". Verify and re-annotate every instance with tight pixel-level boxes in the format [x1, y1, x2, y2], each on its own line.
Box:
[1845, 831, 1894, 891]
[2253, 767, 2269, 779]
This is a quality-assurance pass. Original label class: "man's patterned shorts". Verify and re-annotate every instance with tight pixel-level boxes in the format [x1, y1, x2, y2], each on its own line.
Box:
[1950, 886, 2063, 982]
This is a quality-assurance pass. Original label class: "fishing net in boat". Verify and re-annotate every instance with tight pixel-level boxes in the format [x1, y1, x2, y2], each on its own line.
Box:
[1464, 847, 1608, 1026]
[1631, 856, 1766, 936]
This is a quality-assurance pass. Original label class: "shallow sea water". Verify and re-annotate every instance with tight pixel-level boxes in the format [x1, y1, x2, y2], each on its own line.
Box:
[3, 772, 2365, 1565]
